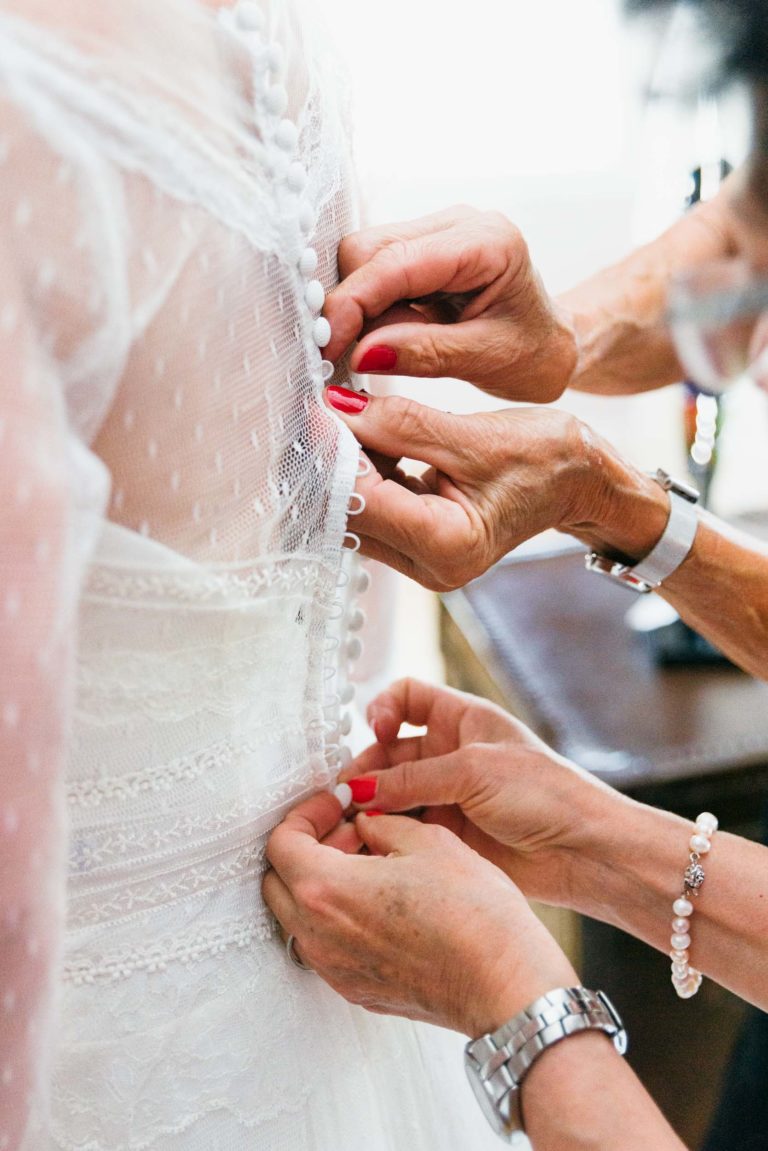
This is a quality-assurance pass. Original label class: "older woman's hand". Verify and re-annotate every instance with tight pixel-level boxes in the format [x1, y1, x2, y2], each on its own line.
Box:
[323, 206, 577, 402]
[262, 792, 577, 1037]
[326, 386, 668, 591]
[339, 678, 623, 907]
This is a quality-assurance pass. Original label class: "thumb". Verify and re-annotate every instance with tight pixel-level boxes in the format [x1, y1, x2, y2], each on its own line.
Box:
[324, 388, 467, 476]
[354, 811, 445, 857]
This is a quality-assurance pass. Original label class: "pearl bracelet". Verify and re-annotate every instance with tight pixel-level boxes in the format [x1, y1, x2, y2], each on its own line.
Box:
[670, 811, 718, 999]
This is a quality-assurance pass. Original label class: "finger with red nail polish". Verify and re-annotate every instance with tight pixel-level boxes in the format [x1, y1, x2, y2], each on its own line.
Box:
[326, 385, 369, 415]
[348, 777, 378, 805]
[357, 346, 397, 373]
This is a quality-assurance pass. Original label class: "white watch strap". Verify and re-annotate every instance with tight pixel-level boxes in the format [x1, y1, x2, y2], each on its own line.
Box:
[632, 489, 699, 588]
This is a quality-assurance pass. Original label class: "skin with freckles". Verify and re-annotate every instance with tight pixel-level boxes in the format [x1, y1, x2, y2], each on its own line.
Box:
[262, 676, 768, 1150]
[266, 86, 768, 1151]
[263, 793, 579, 1038]
[316, 160, 768, 679]
[324, 167, 768, 399]
[323, 388, 670, 593]
[323, 205, 578, 402]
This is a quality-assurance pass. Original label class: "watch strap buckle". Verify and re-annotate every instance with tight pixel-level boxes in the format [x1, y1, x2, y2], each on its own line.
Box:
[584, 552, 654, 593]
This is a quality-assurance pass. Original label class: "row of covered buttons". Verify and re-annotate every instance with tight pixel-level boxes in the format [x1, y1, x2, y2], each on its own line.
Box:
[232, 0, 359, 778]
[325, 563, 370, 771]
[299, 247, 331, 353]
[232, 1, 330, 353]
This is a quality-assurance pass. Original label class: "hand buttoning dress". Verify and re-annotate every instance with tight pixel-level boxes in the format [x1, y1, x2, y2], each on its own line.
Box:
[0, 2, 503, 1147]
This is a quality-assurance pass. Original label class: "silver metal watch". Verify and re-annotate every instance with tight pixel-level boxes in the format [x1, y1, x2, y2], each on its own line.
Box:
[464, 986, 627, 1142]
[585, 468, 699, 594]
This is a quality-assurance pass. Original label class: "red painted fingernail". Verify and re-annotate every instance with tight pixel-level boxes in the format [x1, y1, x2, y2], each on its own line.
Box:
[357, 345, 397, 373]
[349, 777, 378, 804]
[326, 385, 370, 415]
[364, 809, 385, 817]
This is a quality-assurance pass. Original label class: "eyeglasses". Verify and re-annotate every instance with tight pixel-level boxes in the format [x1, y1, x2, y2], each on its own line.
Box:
[668, 260, 768, 394]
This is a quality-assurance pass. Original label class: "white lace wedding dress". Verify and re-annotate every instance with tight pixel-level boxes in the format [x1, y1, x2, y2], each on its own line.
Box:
[0, 1, 504, 1148]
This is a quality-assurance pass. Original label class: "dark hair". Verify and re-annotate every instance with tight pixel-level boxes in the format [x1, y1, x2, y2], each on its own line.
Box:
[629, 0, 768, 85]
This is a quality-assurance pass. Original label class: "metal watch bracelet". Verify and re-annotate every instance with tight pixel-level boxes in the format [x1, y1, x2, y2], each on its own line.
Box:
[585, 469, 699, 594]
[464, 987, 627, 1141]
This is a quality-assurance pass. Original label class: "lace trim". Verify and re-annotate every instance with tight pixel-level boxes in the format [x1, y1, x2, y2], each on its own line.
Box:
[83, 555, 336, 607]
[68, 840, 267, 929]
[0, 8, 349, 261]
[68, 763, 319, 869]
[74, 618, 334, 723]
[63, 912, 274, 984]
[67, 738, 262, 808]
[49, 1084, 316, 1151]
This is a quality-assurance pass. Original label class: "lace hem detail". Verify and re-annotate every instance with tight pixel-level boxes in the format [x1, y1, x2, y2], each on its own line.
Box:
[63, 912, 274, 984]
[49, 1085, 315, 1151]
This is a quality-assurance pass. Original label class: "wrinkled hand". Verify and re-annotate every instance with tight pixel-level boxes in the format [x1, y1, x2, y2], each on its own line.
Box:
[262, 792, 576, 1037]
[323, 205, 577, 402]
[340, 678, 623, 906]
[326, 385, 613, 591]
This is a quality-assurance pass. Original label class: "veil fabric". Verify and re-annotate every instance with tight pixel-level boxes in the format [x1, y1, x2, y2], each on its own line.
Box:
[0, 2, 503, 1147]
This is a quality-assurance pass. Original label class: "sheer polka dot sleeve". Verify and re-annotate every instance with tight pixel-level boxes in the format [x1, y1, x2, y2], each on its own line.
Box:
[0, 252, 77, 1148]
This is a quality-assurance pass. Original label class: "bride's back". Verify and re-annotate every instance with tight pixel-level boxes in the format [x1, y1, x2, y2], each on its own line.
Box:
[0, 3, 501, 1148]
[1, 1, 365, 1143]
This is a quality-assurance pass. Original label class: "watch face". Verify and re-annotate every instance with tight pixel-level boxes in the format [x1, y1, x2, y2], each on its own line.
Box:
[464, 1060, 523, 1138]
[465, 1063, 507, 1137]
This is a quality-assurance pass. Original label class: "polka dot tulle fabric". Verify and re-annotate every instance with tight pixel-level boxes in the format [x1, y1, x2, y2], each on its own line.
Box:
[0, 3, 502, 1149]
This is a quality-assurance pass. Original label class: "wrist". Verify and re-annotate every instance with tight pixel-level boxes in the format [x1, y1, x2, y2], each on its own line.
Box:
[561, 791, 689, 952]
[553, 300, 580, 393]
[542, 299, 580, 402]
[469, 918, 579, 1038]
[559, 430, 670, 564]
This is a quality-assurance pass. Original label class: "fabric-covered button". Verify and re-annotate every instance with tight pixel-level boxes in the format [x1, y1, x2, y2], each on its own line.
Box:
[340, 682, 356, 705]
[345, 636, 363, 661]
[312, 317, 331, 348]
[268, 43, 285, 74]
[275, 120, 299, 153]
[348, 608, 366, 632]
[269, 151, 288, 181]
[234, 1, 263, 30]
[298, 202, 316, 235]
[287, 162, 307, 193]
[265, 84, 288, 116]
[305, 280, 325, 312]
[340, 711, 353, 737]
[299, 247, 318, 277]
[338, 746, 353, 769]
[355, 569, 371, 595]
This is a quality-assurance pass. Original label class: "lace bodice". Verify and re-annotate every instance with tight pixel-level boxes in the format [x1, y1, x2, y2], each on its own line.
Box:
[0, 4, 502, 1148]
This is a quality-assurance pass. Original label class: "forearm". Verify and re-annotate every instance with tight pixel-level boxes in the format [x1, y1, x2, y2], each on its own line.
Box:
[568, 796, 768, 1011]
[557, 184, 737, 396]
[660, 514, 768, 678]
[564, 438, 768, 680]
[522, 1031, 687, 1151]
